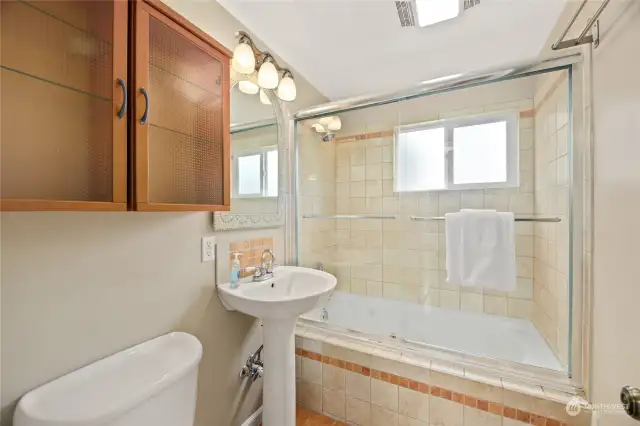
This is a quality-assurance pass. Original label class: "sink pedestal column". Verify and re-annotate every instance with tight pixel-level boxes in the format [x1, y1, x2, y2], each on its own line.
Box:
[262, 317, 297, 426]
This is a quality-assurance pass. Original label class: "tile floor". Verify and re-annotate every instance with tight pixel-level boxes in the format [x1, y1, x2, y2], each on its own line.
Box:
[261, 407, 345, 425]
[296, 407, 346, 425]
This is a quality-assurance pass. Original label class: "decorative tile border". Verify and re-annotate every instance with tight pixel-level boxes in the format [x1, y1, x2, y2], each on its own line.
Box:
[296, 348, 572, 426]
[334, 130, 394, 143]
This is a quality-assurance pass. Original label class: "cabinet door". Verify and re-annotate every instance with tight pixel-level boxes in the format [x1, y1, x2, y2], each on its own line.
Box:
[133, 1, 231, 211]
[0, 0, 128, 211]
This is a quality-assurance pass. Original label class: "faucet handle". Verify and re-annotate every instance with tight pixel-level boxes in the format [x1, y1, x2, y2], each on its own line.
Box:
[261, 249, 276, 273]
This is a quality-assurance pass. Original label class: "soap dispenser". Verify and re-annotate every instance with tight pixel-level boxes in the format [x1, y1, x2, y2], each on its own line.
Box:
[230, 252, 242, 289]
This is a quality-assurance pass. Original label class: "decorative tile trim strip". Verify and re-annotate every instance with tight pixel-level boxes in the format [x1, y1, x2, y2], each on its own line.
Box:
[296, 348, 570, 426]
[334, 110, 535, 144]
[520, 109, 535, 118]
[334, 130, 394, 143]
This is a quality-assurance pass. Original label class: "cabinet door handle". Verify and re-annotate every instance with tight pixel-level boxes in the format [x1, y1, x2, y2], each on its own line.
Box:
[116, 78, 127, 119]
[140, 87, 149, 125]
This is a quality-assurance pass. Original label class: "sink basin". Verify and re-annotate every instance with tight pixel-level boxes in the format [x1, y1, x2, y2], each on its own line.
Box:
[217, 266, 336, 319]
[217, 266, 336, 426]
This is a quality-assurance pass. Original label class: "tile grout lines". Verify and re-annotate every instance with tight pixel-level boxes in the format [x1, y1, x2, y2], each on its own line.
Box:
[297, 348, 570, 426]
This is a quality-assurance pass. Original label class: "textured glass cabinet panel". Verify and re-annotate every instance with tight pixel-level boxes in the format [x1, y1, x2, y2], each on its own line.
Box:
[146, 15, 225, 205]
[0, 0, 117, 202]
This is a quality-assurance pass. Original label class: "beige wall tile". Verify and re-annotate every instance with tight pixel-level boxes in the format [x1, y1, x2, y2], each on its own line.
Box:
[463, 407, 502, 426]
[367, 281, 383, 298]
[440, 289, 461, 310]
[430, 396, 463, 426]
[398, 387, 429, 422]
[398, 415, 428, 426]
[366, 163, 383, 180]
[371, 379, 399, 412]
[302, 358, 322, 385]
[351, 147, 366, 166]
[346, 396, 371, 426]
[346, 371, 371, 402]
[502, 419, 528, 426]
[484, 295, 508, 316]
[366, 146, 383, 164]
[461, 292, 483, 313]
[371, 405, 399, 426]
[507, 298, 533, 320]
[299, 380, 322, 412]
[323, 364, 346, 391]
[351, 165, 366, 181]
[323, 387, 346, 419]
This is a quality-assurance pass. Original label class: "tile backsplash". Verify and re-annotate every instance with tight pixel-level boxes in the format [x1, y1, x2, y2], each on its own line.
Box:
[229, 237, 274, 278]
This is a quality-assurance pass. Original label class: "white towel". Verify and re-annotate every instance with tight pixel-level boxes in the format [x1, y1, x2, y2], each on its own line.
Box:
[445, 209, 516, 291]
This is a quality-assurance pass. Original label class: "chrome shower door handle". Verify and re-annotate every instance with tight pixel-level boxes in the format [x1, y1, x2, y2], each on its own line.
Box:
[621, 386, 640, 421]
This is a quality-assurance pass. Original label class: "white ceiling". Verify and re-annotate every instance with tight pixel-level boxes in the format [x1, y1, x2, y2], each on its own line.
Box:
[218, 0, 567, 101]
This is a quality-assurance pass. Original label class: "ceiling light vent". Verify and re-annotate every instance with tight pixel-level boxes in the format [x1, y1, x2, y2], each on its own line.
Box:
[395, 2, 415, 27]
[396, 0, 481, 28]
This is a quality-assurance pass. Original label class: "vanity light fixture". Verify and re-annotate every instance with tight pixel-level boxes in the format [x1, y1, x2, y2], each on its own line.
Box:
[277, 71, 297, 102]
[232, 31, 297, 101]
[239, 80, 259, 95]
[231, 35, 256, 74]
[258, 55, 279, 89]
[259, 89, 271, 105]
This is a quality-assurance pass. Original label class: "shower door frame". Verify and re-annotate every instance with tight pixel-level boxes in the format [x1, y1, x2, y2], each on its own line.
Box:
[284, 52, 592, 392]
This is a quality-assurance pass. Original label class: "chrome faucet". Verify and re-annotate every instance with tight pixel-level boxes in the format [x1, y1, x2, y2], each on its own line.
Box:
[246, 249, 276, 282]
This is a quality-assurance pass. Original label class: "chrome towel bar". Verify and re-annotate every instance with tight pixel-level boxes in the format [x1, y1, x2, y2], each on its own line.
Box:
[410, 216, 561, 222]
[302, 214, 397, 220]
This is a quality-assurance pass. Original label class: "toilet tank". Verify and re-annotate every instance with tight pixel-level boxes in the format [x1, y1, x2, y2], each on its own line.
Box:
[14, 332, 203, 426]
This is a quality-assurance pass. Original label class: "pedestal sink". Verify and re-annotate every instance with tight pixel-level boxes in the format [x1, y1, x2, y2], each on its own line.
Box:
[218, 266, 337, 426]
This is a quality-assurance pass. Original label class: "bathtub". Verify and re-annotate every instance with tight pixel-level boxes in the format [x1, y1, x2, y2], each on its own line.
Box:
[301, 291, 563, 372]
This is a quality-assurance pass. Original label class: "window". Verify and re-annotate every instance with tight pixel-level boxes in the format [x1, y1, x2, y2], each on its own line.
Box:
[394, 112, 518, 192]
[233, 147, 278, 198]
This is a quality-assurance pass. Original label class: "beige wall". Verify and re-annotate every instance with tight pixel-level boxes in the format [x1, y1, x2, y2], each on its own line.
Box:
[0, 1, 327, 424]
[531, 71, 571, 368]
[588, 0, 640, 423]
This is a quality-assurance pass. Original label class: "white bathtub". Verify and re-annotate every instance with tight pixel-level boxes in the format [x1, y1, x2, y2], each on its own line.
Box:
[302, 291, 563, 372]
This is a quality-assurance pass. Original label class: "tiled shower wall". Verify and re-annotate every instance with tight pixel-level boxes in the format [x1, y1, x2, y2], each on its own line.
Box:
[532, 71, 571, 367]
[322, 83, 538, 321]
[298, 123, 337, 269]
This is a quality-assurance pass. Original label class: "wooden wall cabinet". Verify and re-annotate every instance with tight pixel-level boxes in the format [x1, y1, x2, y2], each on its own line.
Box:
[0, 0, 231, 212]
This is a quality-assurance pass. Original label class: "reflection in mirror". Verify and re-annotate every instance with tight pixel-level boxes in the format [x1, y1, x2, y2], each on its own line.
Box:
[230, 83, 279, 214]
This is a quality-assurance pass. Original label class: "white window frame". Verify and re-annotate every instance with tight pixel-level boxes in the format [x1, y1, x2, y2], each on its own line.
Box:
[232, 146, 278, 199]
[394, 111, 519, 192]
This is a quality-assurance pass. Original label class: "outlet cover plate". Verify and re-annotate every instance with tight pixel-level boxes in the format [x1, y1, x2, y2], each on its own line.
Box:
[202, 236, 216, 262]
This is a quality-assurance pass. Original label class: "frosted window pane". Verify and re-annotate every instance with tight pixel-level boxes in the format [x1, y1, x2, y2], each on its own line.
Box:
[238, 154, 261, 195]
[453, 121, 507, 184]
[266, 149, 278, 197]
[396, 127, 445, 191]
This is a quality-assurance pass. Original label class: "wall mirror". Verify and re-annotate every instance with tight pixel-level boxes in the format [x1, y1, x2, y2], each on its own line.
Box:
[213, 72, 286, 230]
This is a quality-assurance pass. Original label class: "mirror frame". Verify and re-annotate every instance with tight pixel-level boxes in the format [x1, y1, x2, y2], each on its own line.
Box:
[213, 75, 287, 231]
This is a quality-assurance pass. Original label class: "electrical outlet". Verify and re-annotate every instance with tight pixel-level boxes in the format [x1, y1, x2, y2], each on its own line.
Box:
[201, 236, 216, 262]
